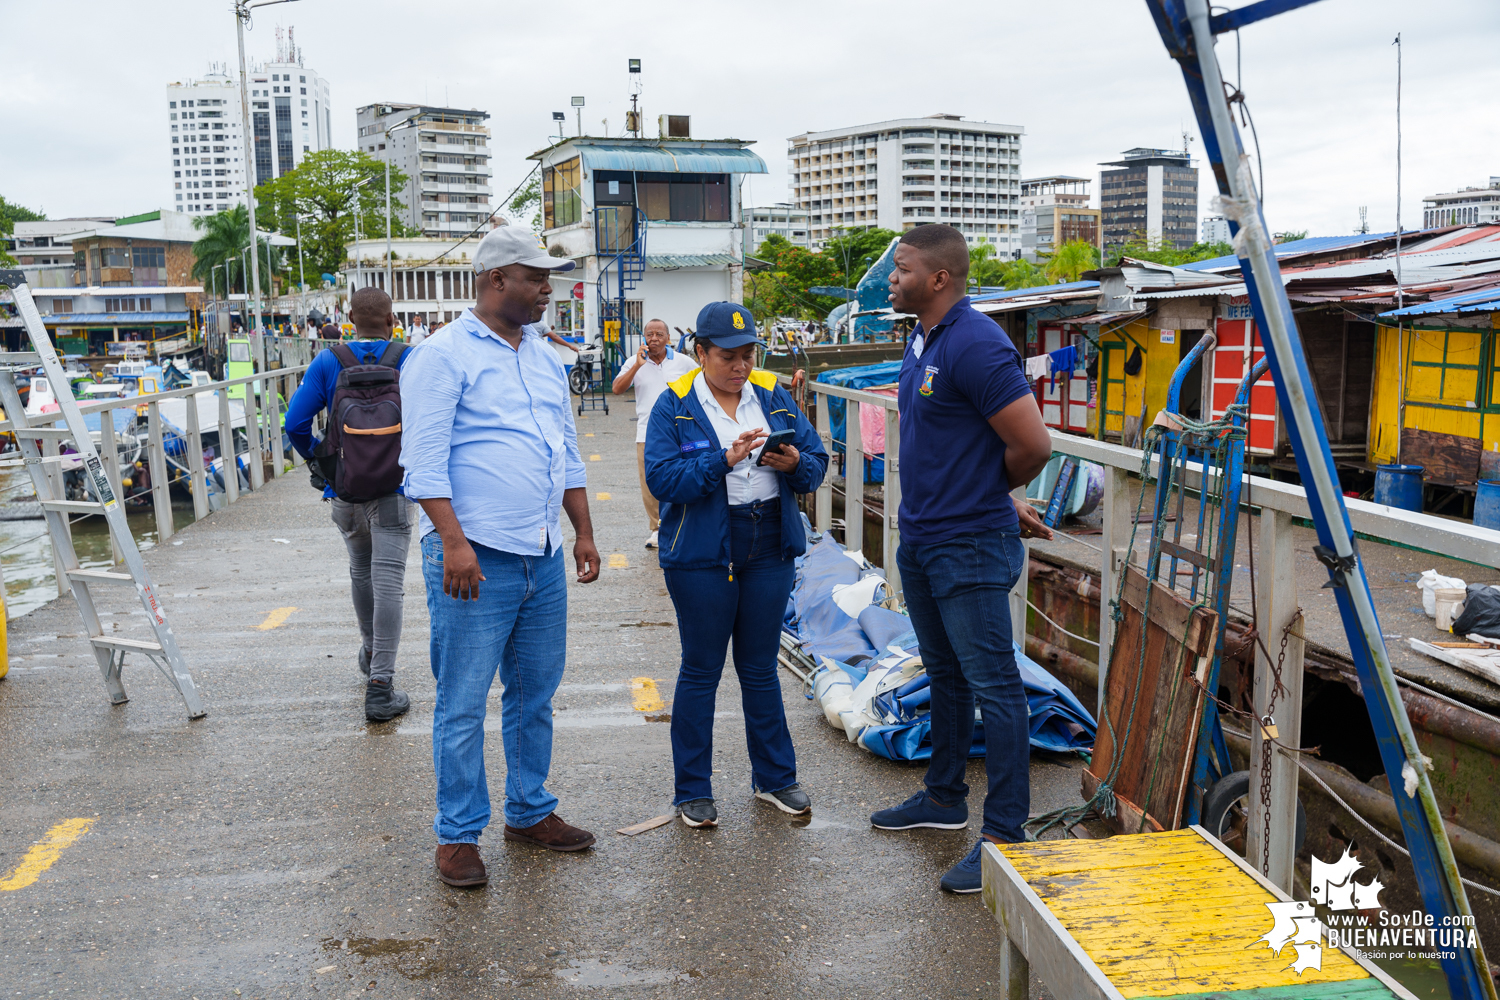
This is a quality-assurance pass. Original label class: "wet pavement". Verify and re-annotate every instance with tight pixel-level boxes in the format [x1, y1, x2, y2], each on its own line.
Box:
[0, 400, 1085, 999]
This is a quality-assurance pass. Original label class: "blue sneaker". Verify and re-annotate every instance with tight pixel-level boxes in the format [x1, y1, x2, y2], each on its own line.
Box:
[939, 839, 989, 894]
[870, 790, 969, 831]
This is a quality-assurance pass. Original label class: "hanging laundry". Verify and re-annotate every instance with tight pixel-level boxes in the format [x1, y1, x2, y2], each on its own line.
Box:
[1047, 345, 1077, 390]
[1024, 354, 1052, 382]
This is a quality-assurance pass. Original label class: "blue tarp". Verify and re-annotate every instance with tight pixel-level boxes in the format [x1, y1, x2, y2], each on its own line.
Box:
[788, 536, 1097, 760]
[814, 362, 902, 484]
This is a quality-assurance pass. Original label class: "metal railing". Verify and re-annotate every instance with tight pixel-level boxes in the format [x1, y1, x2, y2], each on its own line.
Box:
[0, 362, 311, 559]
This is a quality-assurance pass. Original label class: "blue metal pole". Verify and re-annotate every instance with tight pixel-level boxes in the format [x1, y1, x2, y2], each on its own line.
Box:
[1145, 2, 1494, 996]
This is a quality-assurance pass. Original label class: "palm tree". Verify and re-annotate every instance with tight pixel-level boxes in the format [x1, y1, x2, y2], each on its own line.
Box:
[191, 205, 281, 296]
[1002, 258, 1051, 291]
[1044, 240, 1101, 284]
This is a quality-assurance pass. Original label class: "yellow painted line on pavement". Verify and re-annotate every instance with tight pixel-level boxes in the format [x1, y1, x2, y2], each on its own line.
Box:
[630, 677, 665, 712]
[256, 606, 298, 631]
[0, 818, 95, 891]
[596, 492, 612, 500]
[608, 553, 629, 569]
[584, 432, 595, 437]
[589, 454, 602, 461]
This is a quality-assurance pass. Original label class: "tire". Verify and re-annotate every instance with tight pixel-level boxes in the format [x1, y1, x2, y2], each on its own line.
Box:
[1202, 770, 1307, 857]
[568, 367, 589, 396]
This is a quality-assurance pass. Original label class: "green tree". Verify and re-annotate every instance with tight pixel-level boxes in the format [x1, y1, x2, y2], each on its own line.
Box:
[969, 244, 1009, 288]
[1273, 229, 1308, 244]
[1002, 258, 1051, 290]
[191, 204, 282, 296]
[1044, 240, 1101, 284]
[1105, 231, 1233, 267]
[509, 175, 541, 230]
[0, 196, 45, 267]
[251, 149, 415, 284]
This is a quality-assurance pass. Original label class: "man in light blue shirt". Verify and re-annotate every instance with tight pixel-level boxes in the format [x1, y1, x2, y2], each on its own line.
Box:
[400, 226, 601, 888]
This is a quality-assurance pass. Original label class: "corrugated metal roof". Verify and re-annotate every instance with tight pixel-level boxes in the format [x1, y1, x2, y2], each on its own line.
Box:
[644, 254, 739, 268]
[45, 311, 191, 325]
[1179, 232, 1399, 272]
[1379, 285, 1500, 318]
[576, 144, 768, 175]
[971, 280, 1098, 302]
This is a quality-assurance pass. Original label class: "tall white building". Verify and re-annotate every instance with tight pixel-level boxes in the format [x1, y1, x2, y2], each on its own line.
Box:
[355, 103, 493, 240]
[1201, 214, 1231, 244]
[165, 28, 331, 216]
[742, 202, 810, 257]
[786, 113, 1024, 253]
[1423, 177, 1500, 229]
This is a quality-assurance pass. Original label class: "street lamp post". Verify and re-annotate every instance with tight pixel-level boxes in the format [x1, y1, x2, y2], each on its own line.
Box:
[233, 0, 299, 336]
[294, 214, 307, 332]
[352, 176, 372, 304]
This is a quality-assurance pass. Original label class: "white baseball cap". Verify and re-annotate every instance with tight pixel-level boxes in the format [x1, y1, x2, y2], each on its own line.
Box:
[473, 226, 576, 273]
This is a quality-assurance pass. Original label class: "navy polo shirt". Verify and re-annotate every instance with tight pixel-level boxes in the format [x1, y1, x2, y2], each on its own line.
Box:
[897, 296, 1032, 545]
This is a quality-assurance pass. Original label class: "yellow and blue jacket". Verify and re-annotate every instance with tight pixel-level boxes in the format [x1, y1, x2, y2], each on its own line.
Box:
[644, 368, 828, 570]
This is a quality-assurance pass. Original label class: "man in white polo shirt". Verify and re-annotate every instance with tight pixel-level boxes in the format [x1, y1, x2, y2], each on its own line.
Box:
[612, 317, 696, 548]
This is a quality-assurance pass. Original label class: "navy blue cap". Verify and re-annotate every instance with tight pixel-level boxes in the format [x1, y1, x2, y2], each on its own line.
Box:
[694, 301, 763, 348]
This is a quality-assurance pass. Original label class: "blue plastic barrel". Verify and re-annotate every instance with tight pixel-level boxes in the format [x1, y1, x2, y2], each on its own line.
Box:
[1476, 480, 1500, 530]
[1374, 464, 1424, 512]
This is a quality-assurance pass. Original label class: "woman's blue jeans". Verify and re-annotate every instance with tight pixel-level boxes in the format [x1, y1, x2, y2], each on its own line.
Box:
[896, 528, 1028, 842]
[663, 499, 798, 805]
[422, 533, 566, 843]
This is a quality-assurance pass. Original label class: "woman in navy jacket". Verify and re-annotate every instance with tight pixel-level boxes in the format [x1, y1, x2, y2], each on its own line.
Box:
[644, 302, 828, 829]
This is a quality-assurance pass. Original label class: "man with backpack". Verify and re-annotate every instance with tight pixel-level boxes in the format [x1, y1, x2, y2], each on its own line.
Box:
[286, 285, 415, 722]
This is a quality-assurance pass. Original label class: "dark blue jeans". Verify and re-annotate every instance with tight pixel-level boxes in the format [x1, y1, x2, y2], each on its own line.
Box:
[663, 499, 797, 805]
[896, 527, 1028, 841]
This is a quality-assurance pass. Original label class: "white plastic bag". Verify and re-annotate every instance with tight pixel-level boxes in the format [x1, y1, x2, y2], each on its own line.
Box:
[1418, 570, 1467, 617]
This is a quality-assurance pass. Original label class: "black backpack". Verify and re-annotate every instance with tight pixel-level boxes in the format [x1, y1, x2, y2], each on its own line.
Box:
[312, 341, 409, 501]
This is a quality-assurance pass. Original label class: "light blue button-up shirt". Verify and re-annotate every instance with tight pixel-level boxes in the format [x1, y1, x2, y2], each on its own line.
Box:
[399, 309, 587, 556]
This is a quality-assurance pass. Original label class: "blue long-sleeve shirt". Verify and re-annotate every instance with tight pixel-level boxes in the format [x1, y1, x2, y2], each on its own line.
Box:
[285, 339, 413, 500]
[398, 309, 587, 556]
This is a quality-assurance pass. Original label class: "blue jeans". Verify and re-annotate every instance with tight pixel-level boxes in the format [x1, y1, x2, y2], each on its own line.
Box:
[663, 499, 797, 804]
[896, 528, 1028, 841]
[422, 533, 566, 842]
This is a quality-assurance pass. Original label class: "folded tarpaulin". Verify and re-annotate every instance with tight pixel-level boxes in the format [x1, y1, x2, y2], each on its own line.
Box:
[790, 535, 888, 665]
[814, 362, 903, 484]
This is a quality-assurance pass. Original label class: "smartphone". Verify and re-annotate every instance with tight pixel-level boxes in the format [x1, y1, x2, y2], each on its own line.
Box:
[756, 428, 797, 465]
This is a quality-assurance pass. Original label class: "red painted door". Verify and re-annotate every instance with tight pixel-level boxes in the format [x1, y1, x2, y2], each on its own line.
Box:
[1211, 301, 1277, 455]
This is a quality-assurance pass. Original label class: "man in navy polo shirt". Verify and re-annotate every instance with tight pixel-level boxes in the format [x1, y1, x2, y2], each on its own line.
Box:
[868, 224, 1054, 894]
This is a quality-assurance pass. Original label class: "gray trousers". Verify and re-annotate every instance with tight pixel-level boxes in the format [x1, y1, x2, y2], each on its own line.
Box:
[330, 495, 415, 684]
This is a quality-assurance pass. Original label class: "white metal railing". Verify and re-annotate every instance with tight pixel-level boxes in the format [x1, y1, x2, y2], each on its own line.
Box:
[0, 361, 311, 558]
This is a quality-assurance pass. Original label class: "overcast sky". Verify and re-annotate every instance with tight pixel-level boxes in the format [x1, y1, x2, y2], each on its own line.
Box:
[5, 0, 1496, 238]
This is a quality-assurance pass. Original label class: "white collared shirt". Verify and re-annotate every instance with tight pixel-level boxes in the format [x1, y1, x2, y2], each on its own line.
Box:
[693, 372, 781, 504]
[628, 346, 697, 443]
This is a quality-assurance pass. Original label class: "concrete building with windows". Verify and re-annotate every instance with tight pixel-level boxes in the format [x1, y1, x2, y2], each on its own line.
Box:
[8, 219, 117, 279]
[1201, 213, 1231, 244]
[786, 114, 1024, 253]
[742, 202, 810, 257]
[1019, 176, 1099, 261]
[343, 236, 491, 330]
[530, 127, 767, 347]
[1423, 177, 1500, 229]
[356, 103, 494, 241]
[165, 29, 330, 216]
[1099, 147, 1199, 252]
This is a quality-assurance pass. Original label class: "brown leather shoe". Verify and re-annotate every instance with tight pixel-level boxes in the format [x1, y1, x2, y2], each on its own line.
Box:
[435, 843, 488, 887]
[503, 813, 596, 852]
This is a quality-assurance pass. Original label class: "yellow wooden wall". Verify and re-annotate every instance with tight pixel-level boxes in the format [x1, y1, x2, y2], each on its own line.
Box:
[1369, 321, 1499, 465]
[1099, 318, 1175, 437]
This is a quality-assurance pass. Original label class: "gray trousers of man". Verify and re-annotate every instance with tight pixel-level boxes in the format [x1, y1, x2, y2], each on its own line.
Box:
[330, 495, 414, 683]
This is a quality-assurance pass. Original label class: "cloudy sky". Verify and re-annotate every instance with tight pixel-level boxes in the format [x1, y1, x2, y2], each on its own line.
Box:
[5, 0, 1497, 237]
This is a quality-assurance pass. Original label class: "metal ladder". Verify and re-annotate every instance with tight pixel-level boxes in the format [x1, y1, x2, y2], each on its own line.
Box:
[0, 270, 204, 719]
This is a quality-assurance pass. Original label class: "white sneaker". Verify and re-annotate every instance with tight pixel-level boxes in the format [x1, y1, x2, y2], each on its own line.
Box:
[645, 530, 659, 549]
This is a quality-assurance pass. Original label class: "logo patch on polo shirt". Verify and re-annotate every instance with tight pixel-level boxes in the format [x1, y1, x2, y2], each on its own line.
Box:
[681, 439, 714, 453]
[920, 366, 939, 396]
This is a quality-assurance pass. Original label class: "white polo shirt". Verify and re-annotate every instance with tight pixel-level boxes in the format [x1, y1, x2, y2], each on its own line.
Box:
[628, 347, 697, 443]
[693, 372, 781, 504]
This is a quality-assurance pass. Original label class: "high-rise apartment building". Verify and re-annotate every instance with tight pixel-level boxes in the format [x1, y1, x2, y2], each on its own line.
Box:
[742, 202, 810, 256]
[355, 103, 494, 240]
[1019, 176, 1100, 261]
[1423, 176, 1500, 228]
[164, 28, 331, 216]
[787, 114, 1023, 253]
[1099, 148, 1199, 251]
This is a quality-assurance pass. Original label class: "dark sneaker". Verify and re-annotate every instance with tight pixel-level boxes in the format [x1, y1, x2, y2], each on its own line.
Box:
[939, 838, 990, 894]
[365, 679, 410, 721]
[503, 813, 596, 852]
[435, 843, 487, 887]
[871, 790, 969, 830]
[678, 798, 718, 828]
[755, 784, 812, 816]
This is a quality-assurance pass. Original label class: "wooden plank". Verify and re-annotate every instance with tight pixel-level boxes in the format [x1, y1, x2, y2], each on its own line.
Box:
[1119, 566, 1216, 657]
[1399, 425, 1481, 484]
[980, 843, 1127, 1000]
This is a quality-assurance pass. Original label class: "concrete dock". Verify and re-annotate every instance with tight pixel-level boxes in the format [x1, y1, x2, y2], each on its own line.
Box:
[0, 402, 1086, 999]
